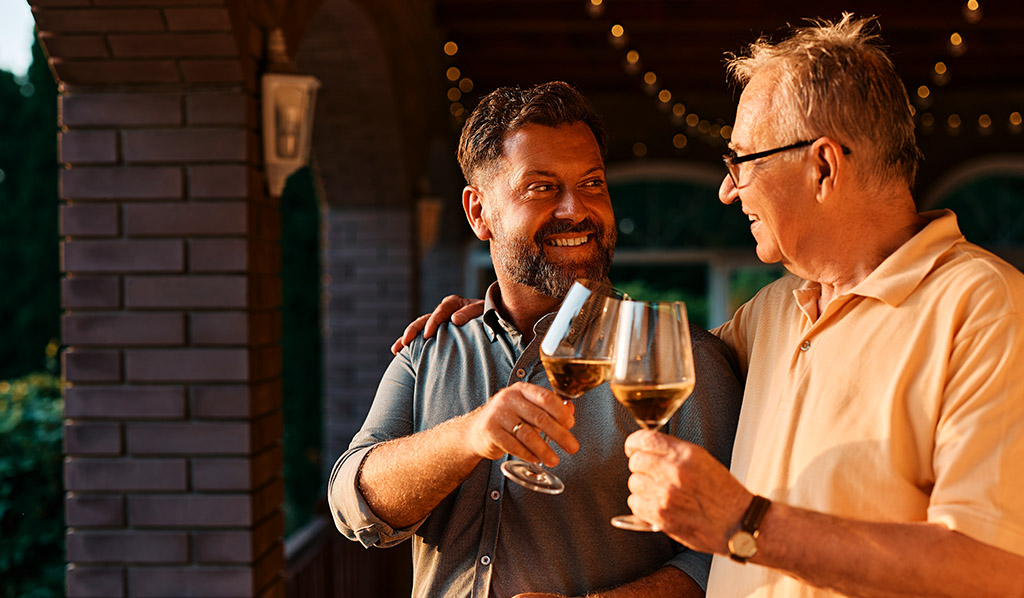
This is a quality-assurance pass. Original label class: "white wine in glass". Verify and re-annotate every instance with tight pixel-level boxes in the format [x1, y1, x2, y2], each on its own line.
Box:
[501, 279, 622, 494]
[610, 300, 695, 531]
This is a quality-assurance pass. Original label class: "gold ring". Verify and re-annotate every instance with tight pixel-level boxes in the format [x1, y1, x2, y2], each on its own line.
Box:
[511, 421, 524, 435]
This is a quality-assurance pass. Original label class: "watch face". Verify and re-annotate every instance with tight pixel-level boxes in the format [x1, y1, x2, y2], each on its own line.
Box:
[729, 531, 758, 559]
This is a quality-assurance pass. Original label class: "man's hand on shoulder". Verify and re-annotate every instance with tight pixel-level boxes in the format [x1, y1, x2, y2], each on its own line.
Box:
[391, 294, 485, 354]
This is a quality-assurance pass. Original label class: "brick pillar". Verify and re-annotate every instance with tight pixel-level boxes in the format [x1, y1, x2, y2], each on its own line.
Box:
[32, 2, 288, 596]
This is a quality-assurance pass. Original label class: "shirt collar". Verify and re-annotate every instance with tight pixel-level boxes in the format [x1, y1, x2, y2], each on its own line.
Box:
[481, 282, 556, 344]
[847, 209, 965, 307]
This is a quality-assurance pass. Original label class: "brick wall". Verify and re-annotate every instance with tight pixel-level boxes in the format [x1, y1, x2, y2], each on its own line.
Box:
[31, 0, 289, 595]
[322, 208, 414, 479]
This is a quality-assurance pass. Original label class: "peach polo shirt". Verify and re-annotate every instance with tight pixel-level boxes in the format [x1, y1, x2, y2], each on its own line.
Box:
[708, 210, 1024, 598]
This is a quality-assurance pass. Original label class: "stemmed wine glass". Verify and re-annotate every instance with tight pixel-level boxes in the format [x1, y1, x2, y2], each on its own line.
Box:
[501, 279, 623, 494]
[609, 300, 695, 531]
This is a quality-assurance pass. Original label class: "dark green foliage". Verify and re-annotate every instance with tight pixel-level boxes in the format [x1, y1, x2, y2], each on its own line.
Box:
[280, 167, 325, 533]
[0, 37, 60, 379]
[0, 353, 64, 598]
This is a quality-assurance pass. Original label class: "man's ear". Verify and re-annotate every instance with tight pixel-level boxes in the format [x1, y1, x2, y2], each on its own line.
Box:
[812, 137, 844, 203]
[463, 185, 492, 241]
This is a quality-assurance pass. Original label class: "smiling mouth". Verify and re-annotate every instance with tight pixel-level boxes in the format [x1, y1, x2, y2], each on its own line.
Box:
[747, 214, 760, 223]
[547, 234, 590, 247]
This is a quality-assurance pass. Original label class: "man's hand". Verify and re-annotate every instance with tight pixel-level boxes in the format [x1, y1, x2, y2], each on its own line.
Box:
[468, 382, 578, 467]
[624, 429, 751, 555]
[391, 295, 485, 354]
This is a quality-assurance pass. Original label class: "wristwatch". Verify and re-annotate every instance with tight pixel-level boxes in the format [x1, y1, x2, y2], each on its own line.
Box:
[727, 495, 771, 563]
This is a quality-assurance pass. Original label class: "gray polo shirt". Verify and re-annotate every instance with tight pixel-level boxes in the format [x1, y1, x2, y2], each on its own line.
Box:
[329, 283, 743, 597]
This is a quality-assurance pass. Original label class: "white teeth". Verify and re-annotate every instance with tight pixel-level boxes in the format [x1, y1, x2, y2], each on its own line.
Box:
[549, 235, 589, 247]
[748, 214, 759, 222]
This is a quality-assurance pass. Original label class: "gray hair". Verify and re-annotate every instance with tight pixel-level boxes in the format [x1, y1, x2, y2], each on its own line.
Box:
[726, 13, 923, 190]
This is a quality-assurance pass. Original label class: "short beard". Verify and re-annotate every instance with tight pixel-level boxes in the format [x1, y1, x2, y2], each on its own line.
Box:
[490, 217, 616, 299]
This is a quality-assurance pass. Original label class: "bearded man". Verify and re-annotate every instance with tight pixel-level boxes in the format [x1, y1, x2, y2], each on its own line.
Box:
[328, 82, 742, 598]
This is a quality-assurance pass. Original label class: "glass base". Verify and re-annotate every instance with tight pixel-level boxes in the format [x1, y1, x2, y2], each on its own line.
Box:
[610, 514, 657, 532]
[501, 459, 564, 495]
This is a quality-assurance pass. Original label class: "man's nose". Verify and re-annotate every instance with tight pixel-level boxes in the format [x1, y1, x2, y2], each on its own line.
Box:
[719, 173, 739, 205]
[553, 189, 588, 223]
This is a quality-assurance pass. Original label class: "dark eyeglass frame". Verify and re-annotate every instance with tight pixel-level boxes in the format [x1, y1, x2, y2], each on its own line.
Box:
[722, 138, 851, 188]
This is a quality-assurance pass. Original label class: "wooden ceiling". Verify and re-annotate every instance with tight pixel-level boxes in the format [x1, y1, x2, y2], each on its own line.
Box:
[434, 0, 1024, 171]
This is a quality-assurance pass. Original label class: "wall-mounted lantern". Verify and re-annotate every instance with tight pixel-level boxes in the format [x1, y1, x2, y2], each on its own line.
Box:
[262, 28, 320, 196]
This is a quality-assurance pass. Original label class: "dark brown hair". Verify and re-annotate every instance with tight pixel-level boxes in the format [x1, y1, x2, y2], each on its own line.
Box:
[457, 81, 608, 185]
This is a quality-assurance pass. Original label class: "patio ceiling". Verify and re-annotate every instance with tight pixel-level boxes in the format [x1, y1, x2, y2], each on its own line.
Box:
[433, 0, 1024, 169]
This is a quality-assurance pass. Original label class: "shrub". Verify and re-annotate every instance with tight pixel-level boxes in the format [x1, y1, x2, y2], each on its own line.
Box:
[0, 360, 64, 598]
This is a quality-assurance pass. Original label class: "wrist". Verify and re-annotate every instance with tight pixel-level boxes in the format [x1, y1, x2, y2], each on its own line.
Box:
[727, 494, 771, 564]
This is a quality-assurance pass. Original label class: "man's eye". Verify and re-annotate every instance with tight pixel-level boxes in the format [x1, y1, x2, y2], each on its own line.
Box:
[583, 179, 606, 188]
[529, 184, 555, 193]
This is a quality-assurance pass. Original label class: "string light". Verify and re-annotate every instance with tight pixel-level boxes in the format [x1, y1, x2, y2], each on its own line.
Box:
[672, 134, 688, 149]
[458, 78, 474, 93]
[443, 41, 458, 56]
[446, 67, 461, 81]
[586, 2, 734, 153]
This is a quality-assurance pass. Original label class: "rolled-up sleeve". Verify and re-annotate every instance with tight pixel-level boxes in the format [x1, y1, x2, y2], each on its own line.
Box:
[327, 345, 426, 548]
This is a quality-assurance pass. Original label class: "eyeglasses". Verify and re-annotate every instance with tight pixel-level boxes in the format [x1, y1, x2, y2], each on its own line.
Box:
[722, 138, 851, 189]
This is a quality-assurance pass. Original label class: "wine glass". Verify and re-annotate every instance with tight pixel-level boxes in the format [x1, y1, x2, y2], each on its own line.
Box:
[501, 279, 623, 494]
[609, 300, 695, 531]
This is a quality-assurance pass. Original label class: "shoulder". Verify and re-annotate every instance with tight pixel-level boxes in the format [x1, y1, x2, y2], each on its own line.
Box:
[927, 242, 1024, 321]
[689, 322, 742, 380]
[399, 315, 492, 365]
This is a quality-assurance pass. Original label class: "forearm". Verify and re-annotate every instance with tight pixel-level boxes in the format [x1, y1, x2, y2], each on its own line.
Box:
[754, 502, 1024, 598]
[590, 565, 703, 598]
[359, 413, 482, 529]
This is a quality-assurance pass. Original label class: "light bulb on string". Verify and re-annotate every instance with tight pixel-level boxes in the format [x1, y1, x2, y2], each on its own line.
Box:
[632, 141, 647, 158]
[587, 0, 605, 18]
[609, 24, 628, 49]
[963, 0, 982, 24]
[920, 112, 935, 132]
[672, 133, 688, 149]
[624, 50, 641, 75]
[978, 114, 992, 136]
[446, 67, 461, 82]
[948, 32, 966, 57]
[1010, 111, 1022, 134]
[947, 113, 962, 136]
[932, 62, 950, 86]
[444, 41, 459, 56]
[642, 71, 658, 94]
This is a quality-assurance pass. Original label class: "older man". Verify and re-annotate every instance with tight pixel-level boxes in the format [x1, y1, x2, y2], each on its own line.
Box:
[330, 82, 742, 598]
[623, 14, 1024, 597]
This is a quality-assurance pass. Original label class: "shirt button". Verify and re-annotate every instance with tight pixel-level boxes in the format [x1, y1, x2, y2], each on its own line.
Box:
[490, 490, 500, 500]
[516, 368, 526, 378]
[800, 340, 811, 351]
[480, 555, 491, 566]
